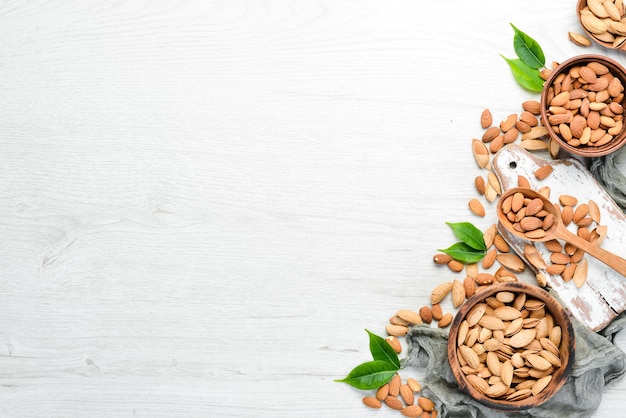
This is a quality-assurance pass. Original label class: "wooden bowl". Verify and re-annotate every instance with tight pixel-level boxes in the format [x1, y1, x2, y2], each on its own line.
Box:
[447, 282, 575, 411]
[540, 54, 626, 157]
[576, 0, 626, 51]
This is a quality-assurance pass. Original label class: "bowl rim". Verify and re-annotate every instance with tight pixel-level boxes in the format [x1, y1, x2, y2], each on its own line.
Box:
[447, 282, 575, 411]
[539, 54, 626, 157]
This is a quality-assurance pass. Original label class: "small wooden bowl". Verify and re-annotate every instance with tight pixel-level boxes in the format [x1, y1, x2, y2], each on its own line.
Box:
[576, 0, 626, 51]
[540, 54, 626, 157]
[447, 282, 575, 411]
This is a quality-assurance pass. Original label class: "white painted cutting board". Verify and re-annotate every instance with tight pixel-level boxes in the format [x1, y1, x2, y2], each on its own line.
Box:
[493, 144, 626, 332]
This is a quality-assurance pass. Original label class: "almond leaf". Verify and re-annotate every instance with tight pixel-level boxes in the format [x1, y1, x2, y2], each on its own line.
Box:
[334, 360, 398, 390]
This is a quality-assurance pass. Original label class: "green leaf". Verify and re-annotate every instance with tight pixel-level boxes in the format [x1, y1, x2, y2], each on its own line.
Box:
[511, 23, 545, 69]
[334, 360, 398, 390]
[438, 242, 485, 264]
[445, 222, 487, 251]
[366, 329, 400, 369]
[501, 55, 544, 92]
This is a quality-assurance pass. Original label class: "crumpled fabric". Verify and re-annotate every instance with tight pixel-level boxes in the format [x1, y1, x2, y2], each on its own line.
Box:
[404, 302, 626, 418]
[590, 148, 626, 212]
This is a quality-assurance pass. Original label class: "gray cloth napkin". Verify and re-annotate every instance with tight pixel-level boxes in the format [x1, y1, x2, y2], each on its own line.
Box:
[590, 150, 626, 212]
[404, 308, 626, 418]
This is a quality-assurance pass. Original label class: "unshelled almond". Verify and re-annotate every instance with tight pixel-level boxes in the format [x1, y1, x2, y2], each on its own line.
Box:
[407, 378, 421, 393]
[386, 325, 409, 337]
[376, 383, 390, 401]
[419, 306, 433, 324]
[481, 109, 493, 129]
[417, 397, 435, 412]
[452, 279, 465, 308]
[463, 276, 477, 298]
[400, 384, 414, 405]
[469, 198, 486, 217]
[433, 253, 451, 265]
[475, 175, 486, 195]
[522, 100, 541, 115]
[386, 336, 402, 354]
[534, 165, 553, 180]
[389, 374, 401, 396]
[397, 309, 423, 325]
[447, 259, 464, 273]
[401, 405, 424, 417]
[362, 396, 382, 409]
[438, 312, 453, 328]
[431, 303, 443, 321]
[384, 395, 403, 410]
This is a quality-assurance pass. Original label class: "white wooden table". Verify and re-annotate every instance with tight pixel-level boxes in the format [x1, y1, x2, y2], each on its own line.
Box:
[1, 1, 625, 416]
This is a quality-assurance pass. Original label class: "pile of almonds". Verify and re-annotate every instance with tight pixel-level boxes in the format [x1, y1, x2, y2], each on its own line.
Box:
[455, 290, 563, 402]
[521, 193, 606, 288]
[362, 373, 438, 417]
[544, 60, 625, 149]
[580, 0, 626, 48]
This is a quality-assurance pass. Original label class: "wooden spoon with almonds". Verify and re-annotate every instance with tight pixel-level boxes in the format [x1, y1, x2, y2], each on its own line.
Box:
[497, 188, 626, 277]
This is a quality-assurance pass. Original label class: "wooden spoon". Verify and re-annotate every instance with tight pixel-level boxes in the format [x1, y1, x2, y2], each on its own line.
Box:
[497, 188, 626, 278]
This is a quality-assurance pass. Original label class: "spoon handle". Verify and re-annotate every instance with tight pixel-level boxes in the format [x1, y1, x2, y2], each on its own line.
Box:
[555, 223, 626, 277]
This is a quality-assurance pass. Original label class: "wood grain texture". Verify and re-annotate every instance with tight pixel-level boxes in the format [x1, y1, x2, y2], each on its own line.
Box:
[1, 0, 626, 417]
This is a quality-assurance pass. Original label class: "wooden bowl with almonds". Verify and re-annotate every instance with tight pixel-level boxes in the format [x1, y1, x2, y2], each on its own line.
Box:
[540, 54, 626, 157]
[447, 282, 575, 411]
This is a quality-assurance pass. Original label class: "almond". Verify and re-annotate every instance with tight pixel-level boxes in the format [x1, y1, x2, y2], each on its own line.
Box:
[534, 165, 553, 180]
[363, 397, 382, 409]
[438, 312, 453, 328]
[469, 198, 486, 217]
[496, 253, 525, 272]
[433, 253, 451, 264]
[478, 315, 505, 331]
[472, 139, 490, 169]
[466, 302, 487, 327]
[417, 397, 435, 412]
[407, 378, 421, 393]
[376, 383, 390, 401]
[397, 309, 423, 325]
[481, 109, 493, 129]
[463, 276, 477, 298]
[431, 303, 443, 321]
[509, 328, 537, 348]
[559, 194, 578, 206]
[389, 374, 401, 396]
[400, 405, 423, 417]
[475, 272, 494, 285]
[568, 31, 592, 47]
[475, 175, 486, 195]
[522, 100, 541, 115]
[386, 325, 409, 337]
[452, 279, 465, 308]
[400, 384, 414, 405]
[482, 126, 501, 142]
[573, 258, 588, 288]
[384, 395, 403, 410]
[447, 259, 464, 273]
[386, 336, 402, 354]
[419, 306, 433, 324]
[431, 282, 453, 305]
[482, 248, 497, 269]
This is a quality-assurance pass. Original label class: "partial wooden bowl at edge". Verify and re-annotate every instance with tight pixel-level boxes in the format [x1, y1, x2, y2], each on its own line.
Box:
[576, 0, 626, 51]
[540, 54, 626, 157]
[447, 282, 575, 411]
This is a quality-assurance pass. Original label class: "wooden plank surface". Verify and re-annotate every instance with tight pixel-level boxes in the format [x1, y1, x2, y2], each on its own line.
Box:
[494, 145, 626, 332]
[1, 1, 626, 417]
